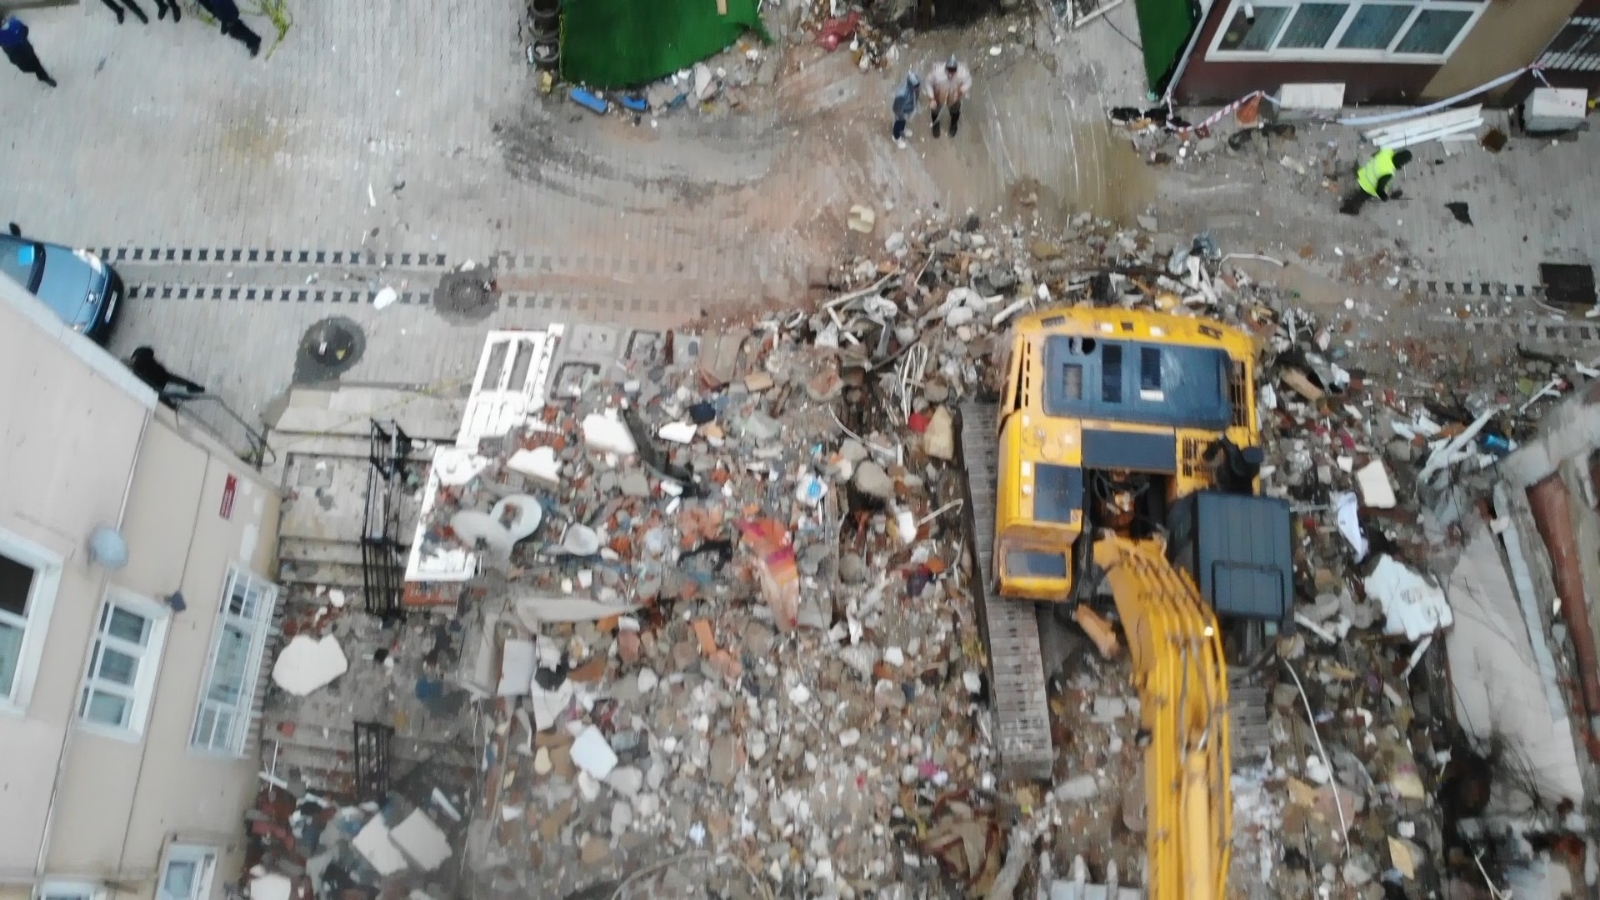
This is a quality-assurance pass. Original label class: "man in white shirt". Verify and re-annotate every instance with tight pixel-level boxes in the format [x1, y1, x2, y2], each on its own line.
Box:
[924, 55, 972, 138]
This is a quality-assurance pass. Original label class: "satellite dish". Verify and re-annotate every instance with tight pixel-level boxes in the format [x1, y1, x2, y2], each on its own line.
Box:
[88, 526, 128, 570]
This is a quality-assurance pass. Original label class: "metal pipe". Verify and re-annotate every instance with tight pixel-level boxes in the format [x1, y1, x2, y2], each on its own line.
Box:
[1160, 8, 1209, 107]
[31, 404, 153, 889]
[1526, 474, 1600, 760]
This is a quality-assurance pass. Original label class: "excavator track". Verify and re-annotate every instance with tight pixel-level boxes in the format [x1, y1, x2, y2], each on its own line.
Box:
[958, 402, 1055, 781]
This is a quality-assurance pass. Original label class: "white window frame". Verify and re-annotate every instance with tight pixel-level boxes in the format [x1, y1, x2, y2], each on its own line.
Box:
[0, 529, 64, 714]
[157, 844, 218, 900]
[37, 880, 104, 900]
[189, 566, 278, 756]
[1205, 0, 1486, 63]
[75, 588, 170, 741]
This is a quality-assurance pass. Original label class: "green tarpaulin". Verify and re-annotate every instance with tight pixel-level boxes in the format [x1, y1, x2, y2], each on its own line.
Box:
[560, 0, 771, 90]
[1133, 0, 1196, 92]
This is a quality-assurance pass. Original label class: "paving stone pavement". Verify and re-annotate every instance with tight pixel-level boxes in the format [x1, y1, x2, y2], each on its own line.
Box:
[0, 0, 823, 313]
[1298, 116, 1600, 290]
[7, 0, 1597, 447]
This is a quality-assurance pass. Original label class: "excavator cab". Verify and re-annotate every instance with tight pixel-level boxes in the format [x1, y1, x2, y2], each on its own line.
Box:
[988, 309, 1294, 641]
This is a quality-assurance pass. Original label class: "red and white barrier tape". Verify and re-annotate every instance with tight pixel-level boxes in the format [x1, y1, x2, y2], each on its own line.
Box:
[1172, 89, 1278, 137]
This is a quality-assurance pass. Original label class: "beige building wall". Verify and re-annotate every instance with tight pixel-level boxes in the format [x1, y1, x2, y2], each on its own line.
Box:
[0, 276, 150, 884]
[1424, 0, 1580, 99]
[0, 274, 281, 900]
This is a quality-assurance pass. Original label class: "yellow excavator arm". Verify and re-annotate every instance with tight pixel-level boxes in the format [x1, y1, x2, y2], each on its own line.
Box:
[1092, 535, 1232, 900]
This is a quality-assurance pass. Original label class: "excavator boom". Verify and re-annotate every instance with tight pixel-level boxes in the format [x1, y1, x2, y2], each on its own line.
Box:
[1092, 536, 1232, 900]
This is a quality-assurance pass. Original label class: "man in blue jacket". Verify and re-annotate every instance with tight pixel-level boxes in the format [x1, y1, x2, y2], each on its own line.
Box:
[891, 72, 920, 149]
[195, 0, 261, 57]
[0, 13, 56, 87]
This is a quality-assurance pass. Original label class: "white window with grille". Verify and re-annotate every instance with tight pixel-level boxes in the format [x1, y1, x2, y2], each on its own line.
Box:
[0, 530, 63, 713]
[77, 590, 169, 738]
[1207, 0, 1485, 62]
[190, 566, 277, 755]
[157, 845, 217, 900]
[37, 881, 103, 900]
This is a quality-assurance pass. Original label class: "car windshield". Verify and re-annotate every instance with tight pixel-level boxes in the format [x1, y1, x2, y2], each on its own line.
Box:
[0, 234, 44, 293]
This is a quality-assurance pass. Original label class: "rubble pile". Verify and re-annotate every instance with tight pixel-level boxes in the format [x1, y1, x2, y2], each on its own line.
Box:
[801, 6, 899, 72]
[244, 585, 480, 898]
[414, 331, 1001, 898]
[249, 208, 1597, 900]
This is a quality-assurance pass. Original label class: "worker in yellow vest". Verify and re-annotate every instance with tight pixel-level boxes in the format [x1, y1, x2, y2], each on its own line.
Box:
[1341, 147, 1413, 215]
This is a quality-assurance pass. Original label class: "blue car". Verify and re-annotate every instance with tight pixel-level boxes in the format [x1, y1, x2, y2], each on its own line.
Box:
[0, 229, 124, 345]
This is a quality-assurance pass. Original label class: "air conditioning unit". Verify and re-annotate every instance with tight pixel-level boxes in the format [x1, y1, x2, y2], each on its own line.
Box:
[1523, 87, 1589, 135]
[1273, 82, 1346, 120]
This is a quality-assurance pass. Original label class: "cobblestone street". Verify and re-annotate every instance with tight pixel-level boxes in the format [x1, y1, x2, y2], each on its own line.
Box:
[3, 0, 1599, 454]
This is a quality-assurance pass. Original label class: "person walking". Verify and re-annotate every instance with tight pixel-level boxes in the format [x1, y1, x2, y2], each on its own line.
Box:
[891, 72, 920, 149]
[195, 0, 261, 57]
[153, 0, 179, 21]
[0, 13, 57, 87]
[924, 55, 972, 138]
[1341, 147, 1412, 215]
[99, 0, 151, 25]
[128, 347, 206, 407]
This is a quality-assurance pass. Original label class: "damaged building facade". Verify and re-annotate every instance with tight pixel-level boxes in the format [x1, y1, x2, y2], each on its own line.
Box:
[0, 273, 284, 900]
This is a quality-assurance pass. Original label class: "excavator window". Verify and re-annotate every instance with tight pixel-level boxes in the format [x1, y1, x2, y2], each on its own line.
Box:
[1102, 344, 1124, 403]
[1043, 336, 1232, 430]
[1139, 347, 1164, 401]
[1005, 550, 1067, 578]
[1061, 364, 1083, 401]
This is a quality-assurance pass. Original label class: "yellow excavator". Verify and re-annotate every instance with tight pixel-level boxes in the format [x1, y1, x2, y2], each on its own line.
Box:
[958, 306, 1293, 900]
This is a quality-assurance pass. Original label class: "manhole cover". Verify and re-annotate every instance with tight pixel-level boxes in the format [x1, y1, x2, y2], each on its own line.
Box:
[433, 265, 500, 322]
[294, 316, 366, 384]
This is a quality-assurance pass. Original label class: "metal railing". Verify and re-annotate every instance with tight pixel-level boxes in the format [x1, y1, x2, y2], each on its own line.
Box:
[362, 420, 415, 621]
[163, 392, 275, 470]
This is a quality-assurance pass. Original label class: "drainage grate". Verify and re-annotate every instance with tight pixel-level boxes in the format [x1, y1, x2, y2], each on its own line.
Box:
[1540, 263, 1598, 309]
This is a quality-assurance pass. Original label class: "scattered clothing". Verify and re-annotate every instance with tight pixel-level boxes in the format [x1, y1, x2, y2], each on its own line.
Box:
[925, 56, 971, 138]
[128, 347, 206, 407]
[891, 73, 919, 144]
[100, 0, 150, 25]
[195, 0, 261, 56]
[0, 15, 56, 87]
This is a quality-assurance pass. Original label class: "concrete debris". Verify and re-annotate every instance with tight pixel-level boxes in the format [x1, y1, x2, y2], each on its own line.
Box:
[1355, 459, 1398, 509]
[507, 445, 562, 485]
[249, 874, 292, 900]
[571, 725, 620, 779]
[581, 411, 637, 455]
[497, 638, 536, 696]
[352, 814, 410, 876]
[390, 810, 452, 871]
[1364, 555, 1454, 641]
[271, 634, 349, 696]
